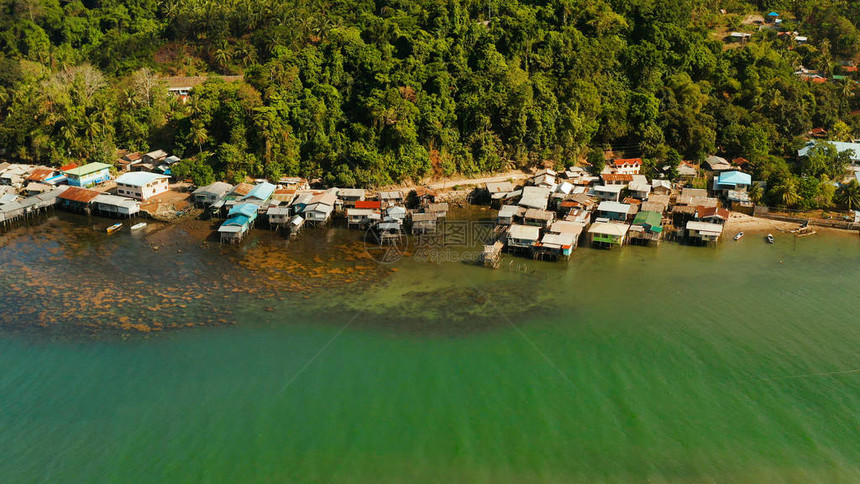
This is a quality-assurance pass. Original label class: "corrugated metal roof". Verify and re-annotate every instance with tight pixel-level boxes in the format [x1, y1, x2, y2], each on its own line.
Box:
[63, 163, 111, 177]
[598, 201, 631, 214]
[58, 187, 101, 203]
[243, 182, 276, 201]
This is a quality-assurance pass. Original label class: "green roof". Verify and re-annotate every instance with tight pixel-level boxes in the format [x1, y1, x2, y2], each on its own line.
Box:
[64, 163, 112, 177]
[633, 210, 663, 232]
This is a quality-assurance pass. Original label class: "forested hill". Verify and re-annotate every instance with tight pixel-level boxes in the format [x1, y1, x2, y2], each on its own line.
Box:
[1, 1, 859, 199]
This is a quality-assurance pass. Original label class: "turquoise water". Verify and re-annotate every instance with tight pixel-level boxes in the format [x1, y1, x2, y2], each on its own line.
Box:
[1, 217, 859, 483]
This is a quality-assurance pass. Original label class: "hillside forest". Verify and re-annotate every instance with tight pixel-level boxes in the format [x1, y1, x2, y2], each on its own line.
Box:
[1, 0, 860, 208]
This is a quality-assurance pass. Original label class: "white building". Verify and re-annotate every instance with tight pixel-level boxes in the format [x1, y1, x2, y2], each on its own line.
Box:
[115, 172, 170, 201]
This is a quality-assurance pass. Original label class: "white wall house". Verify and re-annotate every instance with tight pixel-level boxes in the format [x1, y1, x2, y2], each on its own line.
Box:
[115, 172, 170, 201]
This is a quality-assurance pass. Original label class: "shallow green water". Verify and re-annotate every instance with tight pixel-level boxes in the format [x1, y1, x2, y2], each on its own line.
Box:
[1, 218, 859, 483]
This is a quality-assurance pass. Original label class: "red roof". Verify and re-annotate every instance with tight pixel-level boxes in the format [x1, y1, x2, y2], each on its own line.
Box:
[355, 200, 381, 209]
[27, 168, 55, 182]
[612, 158, 642, 166]
[842, 66, 858, 73]
[697, 206, 730, 219]
[58, 187, 100, 203]
[59, 163, 77, 172]
[732, 157, 750, 166]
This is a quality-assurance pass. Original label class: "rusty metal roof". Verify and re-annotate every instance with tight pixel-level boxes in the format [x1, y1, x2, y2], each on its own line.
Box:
[58, 187, 100, 203]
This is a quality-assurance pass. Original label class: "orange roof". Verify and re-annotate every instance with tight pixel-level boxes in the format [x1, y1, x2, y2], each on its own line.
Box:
[27, 168, 54, 182]
[58, 187, 100, 203]
[355, 200, 381, 209]
[843, 66, 858, 72]
[59, 163, 78, 172]
[732, 157, 750, 166]
[612, 158, 642, 166]
[232, 183, 254, 196]
[602, 173, 633, 182]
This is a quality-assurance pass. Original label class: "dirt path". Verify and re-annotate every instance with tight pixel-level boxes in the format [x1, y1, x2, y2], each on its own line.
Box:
[421, 171, 528, 190]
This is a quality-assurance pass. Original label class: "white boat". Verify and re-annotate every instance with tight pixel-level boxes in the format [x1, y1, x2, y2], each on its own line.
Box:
[131, 222, 147, 231]
[734, 231, 744, 241]
[766, 234, 775, 244]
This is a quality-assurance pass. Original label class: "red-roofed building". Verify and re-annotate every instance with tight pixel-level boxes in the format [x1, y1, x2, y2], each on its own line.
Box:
[27, 167, 56, 182]
[59, 163, 78, 172]
[809, 128, 828, 139]
[612, 158, 642, 174]
[355, 200, 381, 210]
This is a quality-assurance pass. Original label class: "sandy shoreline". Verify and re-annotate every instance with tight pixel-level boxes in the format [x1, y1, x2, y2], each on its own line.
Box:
[724, 212, 858, 237]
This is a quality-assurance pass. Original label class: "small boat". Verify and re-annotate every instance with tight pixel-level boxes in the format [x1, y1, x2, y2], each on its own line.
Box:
[734, 231, 744, 241]
[106, 223, 123, 235]
[766, 234, 775, 244]
[131, 222, 147, 231]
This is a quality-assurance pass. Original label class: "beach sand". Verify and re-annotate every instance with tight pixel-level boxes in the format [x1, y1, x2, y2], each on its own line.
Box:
[725, 212, 858, 238]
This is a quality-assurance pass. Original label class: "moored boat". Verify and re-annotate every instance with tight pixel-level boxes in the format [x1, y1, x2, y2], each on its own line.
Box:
[766, 233, 774, 244]
[131, 222, 147, 231]
[734, 231, 744, 241]
[106, 223, 123, 235]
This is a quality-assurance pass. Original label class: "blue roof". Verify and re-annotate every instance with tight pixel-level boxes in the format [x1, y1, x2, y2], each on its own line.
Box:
[228, 203, 258, 218]
[767, 11, 779, 16]
[718, 171, 752, 186]
[798, 140, 860, 160]
[115, 172, 169, 187]
[222, 214, 251, 227]
[243, 182, 275, 201]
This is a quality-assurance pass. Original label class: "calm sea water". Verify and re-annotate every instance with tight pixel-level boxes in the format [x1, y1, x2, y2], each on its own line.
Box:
[1, 213, 859, 483]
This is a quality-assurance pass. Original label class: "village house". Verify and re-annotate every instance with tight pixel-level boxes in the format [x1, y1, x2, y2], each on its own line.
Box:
[628, 210, 663, 246]
[591, 184, 624, 202]
[412, 186, 437, 206]
[117, 152, 142, 171]
[612, 158, 642, 175]
[0, 164, 34, 187]
[596, 201, 633, 222]
[142, 149, 168, 165]
[485, 181, 519, 207]
[26, 167, 63, 185]
[601, 173, 633, 186]
[704, 155, 733, 172]
[523, 208, 555, 228]
[506, 224, 540, 251]
[695, 206, 730, 225]
[92, 194, 140, 217]
[564, 208, 592, 227]
[547, 220, 583, 249]
[497, 205, 525, 225]
[219, 203, 258, 243]
[651, 179, 673, 196]
[303, 190, 338, 224]
[641, 194, 670, 214]
[686, 221, 724, 245]
[278, 177, 310, 190]
[627, 175, 651, 200]
[242, 182, 276, 203]
[677, 161, 698, 178]
[518, 186, 551, 210]
[410, 212, 437, 234]
[115, 172, 169, 201]
[338, 188, 366, 208]
[266, 206, 292, 230]
[427, 202, 449, 218]
[64, 163, 111, 188]
[378, 190, 405, 208]
[536, 233, 577, 259]
[24, 182, 54, 196]
[531, 173, 556, 188]
[57, 186, 101, 213]
[714, 171, 752, 193]
[589, 222, 629, 248]
[346, 207, 381, 228]
[192, 182, 234, 207]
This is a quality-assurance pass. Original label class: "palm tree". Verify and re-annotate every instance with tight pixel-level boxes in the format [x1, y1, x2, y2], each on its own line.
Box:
[836, 180, 860, 211]
[748, 182, 763, 204]
[774, 178, 801, 208]
[190, 121, 209, 156]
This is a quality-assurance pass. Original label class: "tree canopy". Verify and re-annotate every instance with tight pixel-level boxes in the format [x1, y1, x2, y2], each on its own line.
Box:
[0, 0, 859, 201]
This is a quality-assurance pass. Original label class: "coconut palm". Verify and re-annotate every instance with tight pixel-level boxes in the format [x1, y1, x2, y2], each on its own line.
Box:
[773, 178, 801, 208]
[836, 180, 860, 211]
